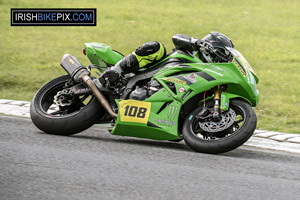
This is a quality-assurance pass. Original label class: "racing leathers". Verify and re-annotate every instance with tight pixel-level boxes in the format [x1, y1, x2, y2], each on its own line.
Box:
[99, 34, 209, 86]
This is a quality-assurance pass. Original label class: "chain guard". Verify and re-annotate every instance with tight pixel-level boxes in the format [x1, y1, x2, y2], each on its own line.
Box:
[199, 108, 236, 133]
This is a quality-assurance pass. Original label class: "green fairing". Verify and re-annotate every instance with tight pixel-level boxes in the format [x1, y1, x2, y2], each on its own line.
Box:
[168, 51, 203, 63]
[112, 99, 181, 140]
[84, 42, 124, 66]
[85, 43, 259, 141]
[153, 61, 259, 107]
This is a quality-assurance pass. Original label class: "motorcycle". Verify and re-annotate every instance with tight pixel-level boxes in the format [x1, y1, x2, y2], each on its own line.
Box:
[30, 42, 260, 154]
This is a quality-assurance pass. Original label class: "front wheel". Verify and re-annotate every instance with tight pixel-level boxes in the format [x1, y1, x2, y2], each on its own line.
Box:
[182, 100, 257, 154]
[30, 75, 104, 136]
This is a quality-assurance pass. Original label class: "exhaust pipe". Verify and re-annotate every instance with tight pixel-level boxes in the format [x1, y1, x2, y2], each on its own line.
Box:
[60, 54, 118, 118]
[81, 75, 118, 118]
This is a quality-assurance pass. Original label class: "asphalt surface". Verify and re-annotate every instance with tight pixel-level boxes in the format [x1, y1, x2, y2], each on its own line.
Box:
[1, 115, 300, 200]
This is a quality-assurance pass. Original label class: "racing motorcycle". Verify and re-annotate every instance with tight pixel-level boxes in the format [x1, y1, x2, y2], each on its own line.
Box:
[30, 42, 260, 154]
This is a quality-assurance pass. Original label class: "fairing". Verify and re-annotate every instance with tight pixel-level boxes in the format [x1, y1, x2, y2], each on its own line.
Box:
[85, 43, 259, 140]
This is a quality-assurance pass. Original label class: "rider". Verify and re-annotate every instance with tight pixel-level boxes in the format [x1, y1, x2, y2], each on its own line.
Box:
[99, 31, 235, 86]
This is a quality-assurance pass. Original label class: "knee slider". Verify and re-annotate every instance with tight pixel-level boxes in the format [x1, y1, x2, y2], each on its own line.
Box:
[135, 42, 161, 56]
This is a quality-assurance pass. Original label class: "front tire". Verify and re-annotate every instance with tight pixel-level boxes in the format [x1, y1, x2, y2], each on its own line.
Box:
[30, 75, 104, 136]
[182, 100, 257, 154]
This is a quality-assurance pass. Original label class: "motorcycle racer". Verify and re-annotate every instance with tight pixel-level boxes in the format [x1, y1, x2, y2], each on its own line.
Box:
[99, 31, 235, 86]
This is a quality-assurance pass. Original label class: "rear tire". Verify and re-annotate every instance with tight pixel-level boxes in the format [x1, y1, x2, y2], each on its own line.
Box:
[30, 75, 104, 136]
[182, 100, 257, 154]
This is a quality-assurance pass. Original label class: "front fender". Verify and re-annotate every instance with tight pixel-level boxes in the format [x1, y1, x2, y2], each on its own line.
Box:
[220, 92, 253, 111]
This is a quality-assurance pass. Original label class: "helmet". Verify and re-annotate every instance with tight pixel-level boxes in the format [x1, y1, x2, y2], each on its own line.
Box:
[202, 31, 235, 62]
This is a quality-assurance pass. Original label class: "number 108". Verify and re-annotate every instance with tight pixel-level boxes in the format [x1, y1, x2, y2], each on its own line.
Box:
[124, 106, 147, 118]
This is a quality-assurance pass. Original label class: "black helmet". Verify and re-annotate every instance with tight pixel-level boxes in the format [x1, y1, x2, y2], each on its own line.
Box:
[203, 31, 234, 62]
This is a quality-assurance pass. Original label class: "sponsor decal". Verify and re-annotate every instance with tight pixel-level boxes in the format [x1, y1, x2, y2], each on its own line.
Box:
[183, 73, 197, 83]
[74, 88, 90, 94]
[237, 55, 257, 76]
[92, 44, 105, 49]
[68, 57, 75, 64]
[155, 119, 176, 127]
[163, 77, 186, 84]
[11, 8, 96, 26]
[233, 58, 247, 77]
[189, 115, 193, 120]
[205, 65, 227, 72]
[168, 106, 178, 120]
[179, 87, 185, 93]
[204, 68, 224, 77]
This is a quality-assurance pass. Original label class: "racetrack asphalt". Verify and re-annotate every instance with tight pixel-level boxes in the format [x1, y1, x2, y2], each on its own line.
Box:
[1, 115, 300, 200]
[0, 99, 299, 154]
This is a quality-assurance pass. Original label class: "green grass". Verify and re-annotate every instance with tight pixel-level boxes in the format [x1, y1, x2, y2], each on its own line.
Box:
[0, 0, 299, 133]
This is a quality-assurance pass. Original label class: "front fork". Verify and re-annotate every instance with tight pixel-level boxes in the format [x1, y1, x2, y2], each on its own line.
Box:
[197, 85, 223, 120]
[213, 85, 222, 121]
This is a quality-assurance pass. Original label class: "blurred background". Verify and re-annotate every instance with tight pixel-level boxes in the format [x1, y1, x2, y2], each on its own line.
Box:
[0, 0, 299, 133]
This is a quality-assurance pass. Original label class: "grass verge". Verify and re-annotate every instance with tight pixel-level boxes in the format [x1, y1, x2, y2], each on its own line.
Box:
[1, 0, 299, 133]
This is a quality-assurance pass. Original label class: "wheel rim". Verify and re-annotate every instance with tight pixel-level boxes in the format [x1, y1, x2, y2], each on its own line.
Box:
[191, 104, 246, 141]
[38, 79, 94, 118]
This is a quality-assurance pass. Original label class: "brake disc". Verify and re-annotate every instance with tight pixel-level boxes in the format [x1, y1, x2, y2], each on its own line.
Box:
[199, 108, 236, 133]
[54, 90, 74, 107]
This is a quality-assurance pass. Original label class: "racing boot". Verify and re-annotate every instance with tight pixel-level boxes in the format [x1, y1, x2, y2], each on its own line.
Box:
[99, 54, 139, 86]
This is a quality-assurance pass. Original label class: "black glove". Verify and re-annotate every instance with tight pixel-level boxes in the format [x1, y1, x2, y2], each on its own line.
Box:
[99, 69, 120, 86]
[195, 39, 214, 53]
[194, 39, 215, 63]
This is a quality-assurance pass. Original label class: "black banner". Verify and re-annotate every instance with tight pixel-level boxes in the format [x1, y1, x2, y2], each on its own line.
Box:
[11, 8, 96, 26]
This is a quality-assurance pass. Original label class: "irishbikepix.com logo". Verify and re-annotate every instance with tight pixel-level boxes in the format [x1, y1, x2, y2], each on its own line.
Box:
[11, 8, 96, 26]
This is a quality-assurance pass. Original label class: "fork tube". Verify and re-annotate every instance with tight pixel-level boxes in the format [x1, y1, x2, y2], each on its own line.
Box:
[213, 85, 221, 121]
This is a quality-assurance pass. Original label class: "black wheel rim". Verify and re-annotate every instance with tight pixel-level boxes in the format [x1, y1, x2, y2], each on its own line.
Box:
[191, 104, 246, 141]
[38, 79, 94, 118]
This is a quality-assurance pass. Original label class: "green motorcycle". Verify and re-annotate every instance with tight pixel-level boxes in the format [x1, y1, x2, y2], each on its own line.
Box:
[30, 42, 259, 154]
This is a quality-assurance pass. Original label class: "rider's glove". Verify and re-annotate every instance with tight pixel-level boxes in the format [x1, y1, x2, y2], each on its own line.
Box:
[99, 69, 120, 86]
[193, 39, 215, 63]
[195, 39, 214, 53]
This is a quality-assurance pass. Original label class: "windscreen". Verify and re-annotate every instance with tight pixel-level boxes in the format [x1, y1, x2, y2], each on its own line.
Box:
[227, 47, 259, 83]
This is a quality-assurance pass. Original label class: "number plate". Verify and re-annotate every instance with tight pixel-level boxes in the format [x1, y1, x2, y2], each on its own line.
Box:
[119, 100, 151, 123]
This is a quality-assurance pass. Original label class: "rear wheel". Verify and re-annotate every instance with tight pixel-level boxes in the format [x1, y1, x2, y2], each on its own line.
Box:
[182, 99, 257, 154]
[30, 75, 104, 135]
